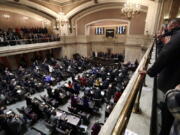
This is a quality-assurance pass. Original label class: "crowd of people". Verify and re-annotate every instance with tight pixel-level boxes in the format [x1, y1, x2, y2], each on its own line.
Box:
[0, 53, 138, 135]
[0, 55, 91, 106]
[92, 52, 124, 62]
[68, 62, 134, 116]
[2, 19, 180, 135]
[0, 28, 60, 47]
[140, 18, 180, 135]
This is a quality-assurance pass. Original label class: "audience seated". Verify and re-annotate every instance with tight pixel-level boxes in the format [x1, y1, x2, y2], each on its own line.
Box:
[0, 27, 60, 47]
[92, 51, 124, 62]
[0, 53, 136, 135]
[0, 110, 26, 135]
[0, 55, 91, 106]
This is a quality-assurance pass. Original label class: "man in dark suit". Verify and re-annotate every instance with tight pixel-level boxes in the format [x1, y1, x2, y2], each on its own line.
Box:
[140, 18, 180, 93]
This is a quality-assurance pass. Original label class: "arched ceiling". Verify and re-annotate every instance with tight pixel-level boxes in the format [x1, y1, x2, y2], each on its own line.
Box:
[0, 0, 152, 20]
[0, 0, 179, 25]
[0, 3, 54, 21]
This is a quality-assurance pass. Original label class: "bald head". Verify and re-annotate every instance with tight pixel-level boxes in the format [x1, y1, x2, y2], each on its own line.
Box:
[175, 84, 180, 90]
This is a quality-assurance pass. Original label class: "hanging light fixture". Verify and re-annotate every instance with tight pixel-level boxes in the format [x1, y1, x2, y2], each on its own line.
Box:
[121, 0, 141, 19]
[57, 12, 68, 27]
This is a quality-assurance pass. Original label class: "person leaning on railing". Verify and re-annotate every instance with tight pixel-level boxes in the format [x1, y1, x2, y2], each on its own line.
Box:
[155, 24, 168, 55]
[139, 18, 180, 135]
[165, 84, 180, 135]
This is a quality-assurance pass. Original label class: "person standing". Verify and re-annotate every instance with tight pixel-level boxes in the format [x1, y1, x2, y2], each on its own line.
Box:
[140, 18, 180, 93]
[139, 18, 180, 135]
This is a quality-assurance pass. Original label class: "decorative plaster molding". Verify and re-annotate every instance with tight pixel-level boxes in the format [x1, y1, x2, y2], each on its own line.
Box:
[67, 0, 150, 19]
[2, 0, 59, 18]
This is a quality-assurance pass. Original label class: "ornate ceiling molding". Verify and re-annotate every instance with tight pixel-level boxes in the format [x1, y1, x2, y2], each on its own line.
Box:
[35, 0, 90, 6]
[66, 0, 149, 19]
[71, 3, 147, 25]
[2, 0, 59, 19]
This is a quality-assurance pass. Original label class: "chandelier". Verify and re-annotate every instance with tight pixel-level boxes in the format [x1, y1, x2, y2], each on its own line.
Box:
[57, 12, 68, 27]
[121, 0, 141, 19]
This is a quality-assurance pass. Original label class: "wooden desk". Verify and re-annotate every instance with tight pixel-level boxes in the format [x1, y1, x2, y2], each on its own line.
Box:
[66, 115, 80, 126]
[56, 110, 80, 126]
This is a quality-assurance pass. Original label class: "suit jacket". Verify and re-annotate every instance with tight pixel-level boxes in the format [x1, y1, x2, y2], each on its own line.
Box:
[147, 29, 180, 93]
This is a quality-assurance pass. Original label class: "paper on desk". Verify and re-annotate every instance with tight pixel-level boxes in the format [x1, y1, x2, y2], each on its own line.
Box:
[125, 129, 138, 135]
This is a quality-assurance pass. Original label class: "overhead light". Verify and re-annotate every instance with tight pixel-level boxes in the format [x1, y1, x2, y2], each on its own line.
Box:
[23, 16, 29, 20]
[57, 12, 68, 27]
[36, 18, 43, 21]
[164, 15, 169, 20]
[3, 14, 10, 18]
[44, 20, 50, 25]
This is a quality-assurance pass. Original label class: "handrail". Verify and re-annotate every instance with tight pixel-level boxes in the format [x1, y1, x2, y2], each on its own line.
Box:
[0, 37, 60, 45]
[99, 40, 154, 135]
[150, 38, 158, 135]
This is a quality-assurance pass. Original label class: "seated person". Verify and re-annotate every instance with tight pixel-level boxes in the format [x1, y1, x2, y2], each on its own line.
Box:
[77, 75, 81, 82]
[67, 81, 73, 89]
[82, 95, 89, 108]
[91, 67, 98, 74]
[43, 105, 52, 119]
[44, 74, 53, 83]
[94, 88, 101, 99]
[101, 79, 109, 89]
[81, 77, 87, 86]
[0, 106, 5, 116]
[114, 90, 122, 103]
[94, 79, 100, 87]
[47, 87, 53, 98]
[49, 110, 58, 125]
[78, 75, 87, 86]
[53, 89, 60, 101]
[70, 94, 79, 107]
[73, 82, 80, 94]
[105, 102, 114, 117]
[107, 84, 115, 96]
[91, 121, 102, 135]
[25, 93, 32, 106]
[0, 94, 6, 105]
[84, 87, 91, 96]
[5, 112, 25, 135]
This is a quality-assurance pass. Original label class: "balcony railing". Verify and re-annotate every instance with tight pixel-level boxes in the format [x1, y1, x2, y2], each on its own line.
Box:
[99, 40, 155, 135]
[0, 37, 60, 47]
